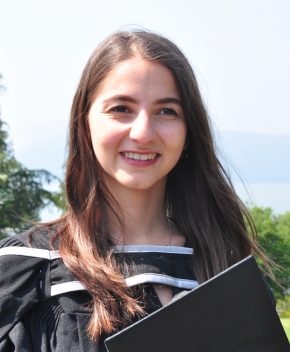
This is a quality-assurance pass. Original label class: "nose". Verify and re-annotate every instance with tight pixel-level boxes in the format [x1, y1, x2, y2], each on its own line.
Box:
[129, 110, 155, 144]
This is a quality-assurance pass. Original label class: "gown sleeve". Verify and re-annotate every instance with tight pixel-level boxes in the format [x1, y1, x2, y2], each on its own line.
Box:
[0, 236, 50, 343]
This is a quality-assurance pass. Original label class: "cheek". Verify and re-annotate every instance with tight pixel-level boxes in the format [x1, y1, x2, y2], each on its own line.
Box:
[165, 124, 187, 152]
[89, 120, 124, 157]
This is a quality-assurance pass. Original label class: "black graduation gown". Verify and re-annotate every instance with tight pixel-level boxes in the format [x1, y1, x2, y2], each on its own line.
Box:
[0, 228, 197, 351]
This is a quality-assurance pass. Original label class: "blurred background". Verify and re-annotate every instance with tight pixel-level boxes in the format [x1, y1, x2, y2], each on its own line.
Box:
[0, 0, 289, 335]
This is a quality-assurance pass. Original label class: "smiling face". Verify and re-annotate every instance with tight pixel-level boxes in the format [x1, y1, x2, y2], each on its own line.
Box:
[88, 57, 187, 194]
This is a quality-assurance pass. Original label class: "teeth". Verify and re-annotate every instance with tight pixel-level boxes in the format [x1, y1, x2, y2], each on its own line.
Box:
[124, 152, 157, 161]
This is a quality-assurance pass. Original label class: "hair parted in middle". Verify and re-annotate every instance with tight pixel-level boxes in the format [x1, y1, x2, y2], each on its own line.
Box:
[54, 30, 266, 340]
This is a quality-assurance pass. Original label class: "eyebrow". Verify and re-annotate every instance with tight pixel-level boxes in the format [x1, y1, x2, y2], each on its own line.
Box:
[154, 97, 182, 106]
[102, 95, 182, 106]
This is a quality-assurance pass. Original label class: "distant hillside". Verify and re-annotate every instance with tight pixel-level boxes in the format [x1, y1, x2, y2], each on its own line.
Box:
[217, 131, 290, 183]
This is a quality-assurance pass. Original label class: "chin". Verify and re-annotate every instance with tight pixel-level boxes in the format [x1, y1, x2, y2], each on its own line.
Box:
[104, 173, 167, 193]
[121, 181, 157, 191]
[117, 176, 165, 192]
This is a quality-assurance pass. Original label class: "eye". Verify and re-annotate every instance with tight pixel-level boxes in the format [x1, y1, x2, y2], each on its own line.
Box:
[158, 108, 178, 117]
[110, 105, 131, 113]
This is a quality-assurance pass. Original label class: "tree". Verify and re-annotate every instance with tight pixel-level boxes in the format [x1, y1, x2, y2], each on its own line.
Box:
[0, 75, 64, 239]
[249, 206, 290, 300]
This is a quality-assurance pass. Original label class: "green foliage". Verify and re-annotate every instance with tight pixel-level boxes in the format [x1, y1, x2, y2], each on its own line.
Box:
[0, 117, 64, 239]
[280, 318, 290, 340]
[277, 296, 290, 318]
[49, 179, 66, 212]
[249, 206, 290, 300]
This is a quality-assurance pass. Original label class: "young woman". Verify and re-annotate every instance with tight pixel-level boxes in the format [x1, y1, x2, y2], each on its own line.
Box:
[0, 30, 269, 351]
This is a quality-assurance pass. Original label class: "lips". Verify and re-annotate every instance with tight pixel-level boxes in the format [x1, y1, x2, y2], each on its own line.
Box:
[122, 152, 159, 161]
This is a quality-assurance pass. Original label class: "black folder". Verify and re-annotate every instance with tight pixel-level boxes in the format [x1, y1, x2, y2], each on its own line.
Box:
[105, 256, 289, 352]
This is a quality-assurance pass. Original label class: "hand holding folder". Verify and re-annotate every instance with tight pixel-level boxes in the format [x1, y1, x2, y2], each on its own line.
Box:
[105, 256, 289, 352]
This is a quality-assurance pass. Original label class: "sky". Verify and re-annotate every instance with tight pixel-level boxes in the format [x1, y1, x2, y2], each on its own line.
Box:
[0, 0, 290, 215]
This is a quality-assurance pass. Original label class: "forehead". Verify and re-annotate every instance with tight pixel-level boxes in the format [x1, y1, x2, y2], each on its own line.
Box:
[94, 57, 180, 100]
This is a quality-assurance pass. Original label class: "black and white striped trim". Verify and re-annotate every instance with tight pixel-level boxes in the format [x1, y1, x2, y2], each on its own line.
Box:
[0, 247, 60, 260]
[0, 245, 193, 258]
[1, 245, 197, 297]
[113, 245, 193, 254]
[125, 273, 198, 289]
[50, 274, 198, 297]
[51, 281, 86, 296]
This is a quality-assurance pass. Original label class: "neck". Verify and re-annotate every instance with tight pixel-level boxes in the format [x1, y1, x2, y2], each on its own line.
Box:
[105, 182, 170, 245]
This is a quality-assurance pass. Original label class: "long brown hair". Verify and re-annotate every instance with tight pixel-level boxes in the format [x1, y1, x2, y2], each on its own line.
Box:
[53, 30, 268, 340]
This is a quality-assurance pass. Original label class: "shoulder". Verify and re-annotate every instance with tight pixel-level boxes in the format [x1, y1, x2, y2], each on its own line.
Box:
[0, 223, 60, 250]
[0, 225, 97, 350]
[0, 225, 60, 343]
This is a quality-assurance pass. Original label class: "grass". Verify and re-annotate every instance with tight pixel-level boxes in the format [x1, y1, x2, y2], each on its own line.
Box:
[280, 318, 290, 341]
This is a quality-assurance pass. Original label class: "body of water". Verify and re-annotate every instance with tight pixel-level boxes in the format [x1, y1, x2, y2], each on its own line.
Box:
[235, 182, 290, 214]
